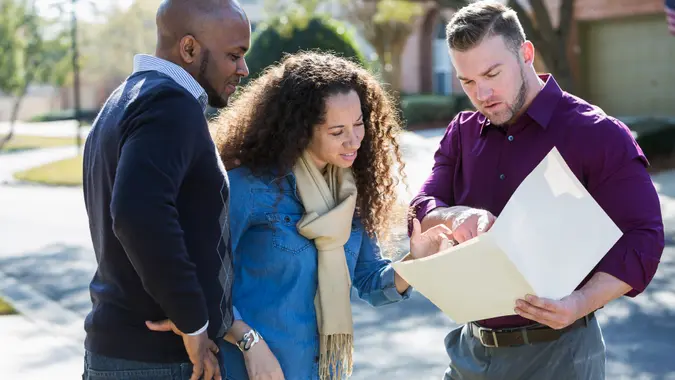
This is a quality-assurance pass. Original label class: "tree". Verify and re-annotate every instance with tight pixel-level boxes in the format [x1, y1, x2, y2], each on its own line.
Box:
[0, 0, 24, 125]
[80, 0, 160, 89]
[0, 0, 71, 150]
[437, 0, 576, 93]
[341, 0, 424, 98]
[243, 16, 365, 85]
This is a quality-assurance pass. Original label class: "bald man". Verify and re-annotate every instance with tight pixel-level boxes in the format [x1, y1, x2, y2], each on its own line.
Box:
[82, 1, 250, 379]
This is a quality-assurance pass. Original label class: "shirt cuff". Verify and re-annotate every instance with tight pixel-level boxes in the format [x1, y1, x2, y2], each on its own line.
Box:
[233, 306, 242, 321]
[593, 235, 662, 297]
[186, 321, 209, 336]
[381, 265, 413, 302]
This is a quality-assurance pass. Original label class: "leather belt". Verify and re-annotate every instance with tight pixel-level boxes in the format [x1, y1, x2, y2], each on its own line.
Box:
[469, 313, 595, 348]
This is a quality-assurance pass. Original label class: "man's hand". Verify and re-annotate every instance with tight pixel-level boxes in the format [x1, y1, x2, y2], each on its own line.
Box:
[420, 207, 495, 244]
[410, 219, 453, 259]
[449, 208, 496, 243]
[146, 319, 221, 380]
[514, 294, 585, 330]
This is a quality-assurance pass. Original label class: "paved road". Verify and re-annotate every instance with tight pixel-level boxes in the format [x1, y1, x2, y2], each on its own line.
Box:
[0, 120, 90, 138]
[1, 130, 674, 379]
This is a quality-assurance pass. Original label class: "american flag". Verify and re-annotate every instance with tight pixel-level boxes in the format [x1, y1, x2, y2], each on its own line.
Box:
[667, 0, 675, 35]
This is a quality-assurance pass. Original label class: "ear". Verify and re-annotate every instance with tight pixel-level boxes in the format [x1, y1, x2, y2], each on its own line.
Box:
[520, 40, 535, 66]
[178, 35, 201, 64]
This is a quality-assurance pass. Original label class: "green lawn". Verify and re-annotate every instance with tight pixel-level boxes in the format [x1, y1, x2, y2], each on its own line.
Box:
[0, 297, 17, 316]
[1, 135, 76, 153]
[14, 154, 83, 186]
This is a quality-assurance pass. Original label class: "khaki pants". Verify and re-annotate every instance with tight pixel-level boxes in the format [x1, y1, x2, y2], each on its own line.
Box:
[444, 316, 606, 380]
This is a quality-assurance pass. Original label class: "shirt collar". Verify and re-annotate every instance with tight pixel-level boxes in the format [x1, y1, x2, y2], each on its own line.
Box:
[132, 54, 208, 111]
[480, 73, 563, 135]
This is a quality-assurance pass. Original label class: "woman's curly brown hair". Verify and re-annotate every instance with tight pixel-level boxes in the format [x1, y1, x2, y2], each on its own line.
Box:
[212, 51, 407, 240]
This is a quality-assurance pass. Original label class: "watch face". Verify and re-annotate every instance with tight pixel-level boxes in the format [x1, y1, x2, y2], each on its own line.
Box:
[238, 330, 258, 351]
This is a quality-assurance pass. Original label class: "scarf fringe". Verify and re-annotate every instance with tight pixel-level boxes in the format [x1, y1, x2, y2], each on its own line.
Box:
[319, 333, 353, 380]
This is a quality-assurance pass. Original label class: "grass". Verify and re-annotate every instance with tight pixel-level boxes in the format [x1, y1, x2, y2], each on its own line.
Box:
[0, 297, 17, 316]
[1, 135, 76, 153]
[13, 154, 83, 186]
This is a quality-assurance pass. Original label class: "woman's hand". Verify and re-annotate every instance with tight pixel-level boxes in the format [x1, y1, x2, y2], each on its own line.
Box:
[242, 340, 285, 380]
[409, 219, 453, 259]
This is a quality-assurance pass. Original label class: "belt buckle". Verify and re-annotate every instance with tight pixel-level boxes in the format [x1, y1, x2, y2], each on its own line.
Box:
[477, 326, 499, 348]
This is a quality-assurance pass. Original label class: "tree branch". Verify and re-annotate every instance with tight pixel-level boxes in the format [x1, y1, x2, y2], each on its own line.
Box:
[528, 0, 556, 45]
[558, 0, 575, 47]
[508, 0, 555, 72]
[508, 1, 544, 49]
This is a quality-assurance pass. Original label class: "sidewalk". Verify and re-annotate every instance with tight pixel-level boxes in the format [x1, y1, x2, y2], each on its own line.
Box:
[0, 120, 90, 138]
[0, 315, 83, 380]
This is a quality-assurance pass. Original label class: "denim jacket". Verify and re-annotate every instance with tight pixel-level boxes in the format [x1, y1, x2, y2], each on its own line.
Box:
[218, 166, 412, 380]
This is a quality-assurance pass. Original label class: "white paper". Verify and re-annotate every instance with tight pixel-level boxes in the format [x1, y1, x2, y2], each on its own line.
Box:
[393, 147, 623, 324]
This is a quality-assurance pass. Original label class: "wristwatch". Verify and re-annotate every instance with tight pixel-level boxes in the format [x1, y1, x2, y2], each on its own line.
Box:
[237, 329, 263, 352]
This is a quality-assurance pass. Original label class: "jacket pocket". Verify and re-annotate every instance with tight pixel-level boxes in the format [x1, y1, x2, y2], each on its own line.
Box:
[266, 212, 313, 254]
[344, 222, 362, 259]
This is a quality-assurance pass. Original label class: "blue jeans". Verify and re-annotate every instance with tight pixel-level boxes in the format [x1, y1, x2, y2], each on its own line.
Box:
[83, 350, 195, 380]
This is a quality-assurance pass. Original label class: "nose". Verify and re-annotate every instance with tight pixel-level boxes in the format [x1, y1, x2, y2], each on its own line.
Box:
[476, 83, 492, 102]
[344, 130, 362, 149]
[237, 57, 250, 78]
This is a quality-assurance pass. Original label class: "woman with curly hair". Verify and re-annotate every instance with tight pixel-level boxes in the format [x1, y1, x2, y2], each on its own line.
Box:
[211, 51, 451, 380]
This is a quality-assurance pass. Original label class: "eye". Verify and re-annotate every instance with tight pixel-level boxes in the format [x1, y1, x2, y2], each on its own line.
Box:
[486, 72, 499, 78]
[463, 80, 474, 86]
[331, 131, 344, 137]
[229, 54, 241, 62]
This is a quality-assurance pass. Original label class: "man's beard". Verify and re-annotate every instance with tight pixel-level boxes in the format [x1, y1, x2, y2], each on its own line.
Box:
[488, 64, 528, 127]
[198, 50, 228, 109]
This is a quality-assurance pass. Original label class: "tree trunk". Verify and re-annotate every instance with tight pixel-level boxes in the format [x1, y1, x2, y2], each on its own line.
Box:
[389, 38, 405, 102]
[0, 84, 27, 151]
[373, 39, 388, 86]
[550, 42, 574, 92]
[508, 0, 576, 94]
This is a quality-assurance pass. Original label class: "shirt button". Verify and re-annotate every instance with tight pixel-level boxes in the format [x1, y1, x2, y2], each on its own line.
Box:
[508, 135, 514, 141]
[499, 174, 505, 180]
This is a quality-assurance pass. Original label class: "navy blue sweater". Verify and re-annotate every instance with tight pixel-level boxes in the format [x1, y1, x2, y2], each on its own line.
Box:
[82, 71, 234, 363]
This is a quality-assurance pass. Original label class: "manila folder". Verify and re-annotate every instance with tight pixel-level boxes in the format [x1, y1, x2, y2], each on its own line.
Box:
[393, 233, 534, 324]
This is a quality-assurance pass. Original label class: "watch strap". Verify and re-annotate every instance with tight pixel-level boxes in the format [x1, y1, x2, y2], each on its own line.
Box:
[237, 329, 262, 352]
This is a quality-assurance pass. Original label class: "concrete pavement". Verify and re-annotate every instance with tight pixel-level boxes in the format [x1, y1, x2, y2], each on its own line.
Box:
[0, 315, 83, 379]
[0, 120, 90, 138]
[0, 129, 674, 379]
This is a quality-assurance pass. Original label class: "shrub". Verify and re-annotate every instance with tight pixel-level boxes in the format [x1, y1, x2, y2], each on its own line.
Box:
[624, 116, 675, 164]
[401, 94, 473, 128]
[243, 15, 367, 84]
[28, 108, 99, 124]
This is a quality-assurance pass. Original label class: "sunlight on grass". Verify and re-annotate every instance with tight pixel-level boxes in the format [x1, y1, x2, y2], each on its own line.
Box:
[0, 135, 76, 153]
[0, 297, 17, 316]
[13, 154, 83, 186]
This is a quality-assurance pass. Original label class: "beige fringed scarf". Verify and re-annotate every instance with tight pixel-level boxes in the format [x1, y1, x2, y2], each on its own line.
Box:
[293, 150, 357, 380]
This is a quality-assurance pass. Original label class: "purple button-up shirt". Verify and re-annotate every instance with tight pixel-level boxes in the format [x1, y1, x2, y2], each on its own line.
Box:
[411, 74, 664, 329]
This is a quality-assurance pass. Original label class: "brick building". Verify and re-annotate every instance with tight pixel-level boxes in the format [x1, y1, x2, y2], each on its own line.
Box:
[400, 0, 675, 117]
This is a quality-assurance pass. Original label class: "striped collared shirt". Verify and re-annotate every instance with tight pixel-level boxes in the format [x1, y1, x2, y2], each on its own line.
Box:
[132, 54, 209, 111]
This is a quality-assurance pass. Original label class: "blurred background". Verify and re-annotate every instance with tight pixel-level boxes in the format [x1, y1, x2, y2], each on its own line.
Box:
[1, 0, 674, 379]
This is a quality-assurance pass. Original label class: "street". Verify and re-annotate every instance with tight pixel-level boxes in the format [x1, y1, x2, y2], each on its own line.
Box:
[0, 129, 674, 379]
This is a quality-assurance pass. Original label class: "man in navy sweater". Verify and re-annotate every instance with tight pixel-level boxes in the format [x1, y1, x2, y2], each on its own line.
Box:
[82, 1, 251, 379]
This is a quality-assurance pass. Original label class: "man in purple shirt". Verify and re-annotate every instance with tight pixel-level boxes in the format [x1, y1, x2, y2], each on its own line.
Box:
[410, 1, 664, 379]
